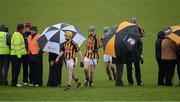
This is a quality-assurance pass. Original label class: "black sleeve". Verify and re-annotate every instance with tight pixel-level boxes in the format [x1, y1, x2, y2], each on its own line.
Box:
[93, 37, 98, 52]
[6, 33, 11, 46]
[138, 39, 143, 55]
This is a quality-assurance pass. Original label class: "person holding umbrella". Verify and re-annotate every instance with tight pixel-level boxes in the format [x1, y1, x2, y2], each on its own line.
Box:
[162, 25, 180, 86]
[126, 18, 145, 86]
[0, 24, 11, 86]
[103, 21, 143, 86]
[99, 26, 116, 81]
[55, 31, 84, 91]
[27, 26, 43, 86]
[47, 52, 64, 87]
[11, 24, 27, 87]
[84, 26, 99, 87]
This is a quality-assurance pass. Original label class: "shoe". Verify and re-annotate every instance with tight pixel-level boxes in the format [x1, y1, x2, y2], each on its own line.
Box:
[23, 83, 29, 86]
[84, 80, 89, 86]
[115, 81, 124, 87]
[138, 82, 144, 86]
[16, 84, 22, 87]
[64, 86, 70, 91]
[77, 82, 82, 89]
[109, 77, 112, 81]
[128, 83, 133, 86]
[3, 81, 8, 86]
[35, 84, 39, 87]
[29, 84, 34, 86]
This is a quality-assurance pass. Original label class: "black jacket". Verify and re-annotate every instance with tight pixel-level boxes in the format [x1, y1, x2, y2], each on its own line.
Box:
[155, 31, 165, 60]
[23, 31, 31, 51]
[127, 39, 143, 63]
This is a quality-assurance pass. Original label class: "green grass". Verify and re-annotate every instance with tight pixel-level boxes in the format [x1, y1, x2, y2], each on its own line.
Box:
[0, 0, 180, 101]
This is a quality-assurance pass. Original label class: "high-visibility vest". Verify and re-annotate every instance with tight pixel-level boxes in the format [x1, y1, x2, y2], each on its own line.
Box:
[27, 34, 41, 55]
[0, 31, 10, 54]
[11, 32, 27, 58]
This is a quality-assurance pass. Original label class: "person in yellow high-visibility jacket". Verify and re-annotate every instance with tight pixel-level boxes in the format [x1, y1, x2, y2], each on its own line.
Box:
[11, 24, 27, 87]
[0, 24, 11, 86]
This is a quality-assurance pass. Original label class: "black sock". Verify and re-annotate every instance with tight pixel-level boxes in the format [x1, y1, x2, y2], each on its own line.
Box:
[86, 77, 89, 82]
[74, 78, 79, 84]
[66, 85, 71, 89]
[90, 80, 93, 84]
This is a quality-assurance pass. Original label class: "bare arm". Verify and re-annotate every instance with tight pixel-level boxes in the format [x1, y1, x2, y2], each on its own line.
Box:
[55, 51, 64, 63]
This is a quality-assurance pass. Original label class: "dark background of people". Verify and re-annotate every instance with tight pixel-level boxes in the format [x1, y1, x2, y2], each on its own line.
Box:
[47, 53, 63, 87]
[22, 22, 32, 85]
[155, 31, 165, 85]
[0, 24, 11, 86]
[126, 39, 144, 86]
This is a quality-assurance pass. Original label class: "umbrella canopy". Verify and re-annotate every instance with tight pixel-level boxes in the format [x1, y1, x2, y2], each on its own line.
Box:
[164, 25, 180, 45]
[103, 21, 142, 58]
[38, 23, 86, 54]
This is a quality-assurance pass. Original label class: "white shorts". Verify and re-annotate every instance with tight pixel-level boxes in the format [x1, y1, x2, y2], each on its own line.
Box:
[103, 54, 112, 62]
[65, 58, 77, 69]
[84, 57, 98, 65]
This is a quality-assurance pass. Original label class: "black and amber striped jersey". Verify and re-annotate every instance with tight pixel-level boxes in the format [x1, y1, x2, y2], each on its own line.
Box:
[85, 35, 99, 59]
[61, 40, 80, 60]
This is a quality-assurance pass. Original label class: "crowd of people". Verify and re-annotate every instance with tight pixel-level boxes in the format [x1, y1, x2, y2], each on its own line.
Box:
[0, 18, 179, 91]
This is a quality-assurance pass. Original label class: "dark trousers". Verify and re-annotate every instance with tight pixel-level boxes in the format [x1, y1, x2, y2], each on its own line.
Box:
[29, 54, 43, 86]
[11, 55, 22, 86]
[22, 55, 29, 83]
[127, 61, 142, 85]
[157, 59, 165, 85]
[115, 63, 124, 86]
[163, 60, 176, 86]
[47, 60, 63, 86]
[0, 55, 10, 85]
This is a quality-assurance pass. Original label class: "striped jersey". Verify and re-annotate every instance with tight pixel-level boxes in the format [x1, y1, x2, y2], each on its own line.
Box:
[85, 35, 99, 59]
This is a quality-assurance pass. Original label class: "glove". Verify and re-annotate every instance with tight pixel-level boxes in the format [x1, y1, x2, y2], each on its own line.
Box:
[50, 61, 54, 67]
[80, 62, 84, 68]
[140, 55, 144, 64]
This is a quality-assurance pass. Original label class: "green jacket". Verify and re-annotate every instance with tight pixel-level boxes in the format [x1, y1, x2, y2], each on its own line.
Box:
[10, 32, 27, 58]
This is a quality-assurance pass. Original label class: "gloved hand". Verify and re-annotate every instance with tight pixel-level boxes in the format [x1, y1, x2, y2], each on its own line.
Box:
[80, 62, 84, 68]
[140, 55, 144, 64]
[140, 58, 144, 64]
[50, 61, 54, 67]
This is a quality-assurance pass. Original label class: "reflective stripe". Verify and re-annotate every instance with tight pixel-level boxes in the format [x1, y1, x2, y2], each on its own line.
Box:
[11, 42, 24, 46]
[29, 48, 40, 50]
[0, 46, 8, 48]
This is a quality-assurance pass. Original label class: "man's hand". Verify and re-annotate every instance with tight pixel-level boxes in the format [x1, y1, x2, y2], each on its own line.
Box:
[50, 61, 54, 67]
[55, 57, 59, 63]
[140, 55, 144, 64]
